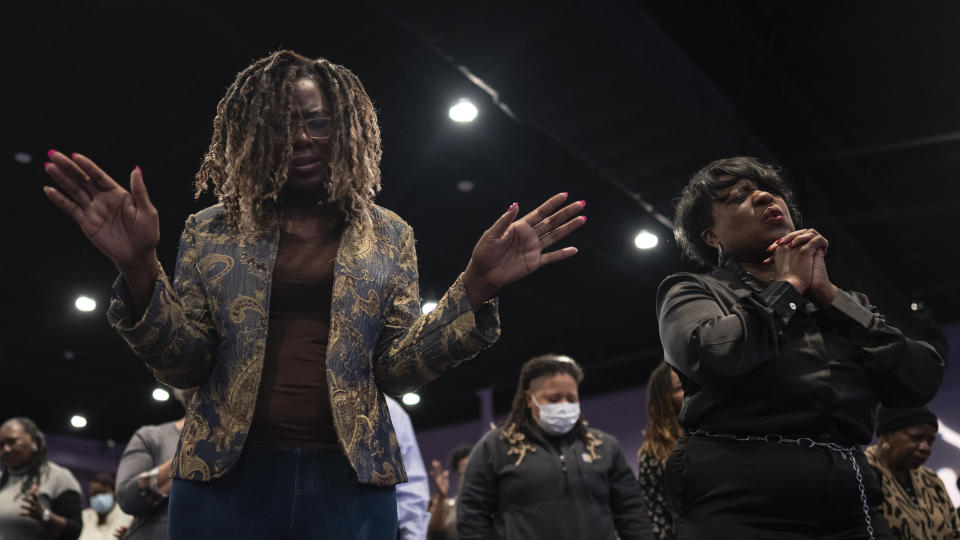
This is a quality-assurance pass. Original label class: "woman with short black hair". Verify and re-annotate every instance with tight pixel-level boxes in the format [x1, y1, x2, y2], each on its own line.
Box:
[657, 156, 945, 539]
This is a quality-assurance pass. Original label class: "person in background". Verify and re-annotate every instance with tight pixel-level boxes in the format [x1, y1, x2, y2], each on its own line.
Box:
[457, 355, 652, 540]
[637, 362, 683, 540]
[0, 417, 82, 540]
[385, 395, 430, 540]
[114, 388, 197, 540]
[866, 406, 960, 539]
[78, 474, 131, 540]
[427, 444, 472, 540]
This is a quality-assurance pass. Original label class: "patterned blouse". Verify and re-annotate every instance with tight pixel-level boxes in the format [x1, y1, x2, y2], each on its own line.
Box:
[637, 450, 676, 540]
[865, 445, 960, 539]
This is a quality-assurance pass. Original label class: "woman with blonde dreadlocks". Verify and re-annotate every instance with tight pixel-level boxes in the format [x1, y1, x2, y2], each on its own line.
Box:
[40, 50, 586, 539]
[456, 355, 653, 540]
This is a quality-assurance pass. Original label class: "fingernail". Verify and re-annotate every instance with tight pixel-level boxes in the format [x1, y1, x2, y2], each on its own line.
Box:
[561, 192, 568, 197]
[47, 149, 56, 158]
[578, 200, 586, 207]
[135, 165, 141, 172]
[766, 244, 777, 252]
[510, 202, 518, 208]
[71, 153, 78, 159]
[581, 216, 587, 223]
[43, 161, 52, 168]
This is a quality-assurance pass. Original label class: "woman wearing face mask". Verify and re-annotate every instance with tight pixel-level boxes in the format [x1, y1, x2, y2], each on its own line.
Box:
[0, 417, 83, 540]
[78, 474, 131, 540]
[457, 355, 653, 540]
[866, 406, 960, 539]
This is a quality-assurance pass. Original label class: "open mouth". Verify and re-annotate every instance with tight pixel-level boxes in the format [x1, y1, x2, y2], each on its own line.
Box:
[762, 207, 784, 223]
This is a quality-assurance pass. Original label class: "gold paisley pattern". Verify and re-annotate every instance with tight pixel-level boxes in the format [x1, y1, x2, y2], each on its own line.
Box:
[107, 203, 501, 486]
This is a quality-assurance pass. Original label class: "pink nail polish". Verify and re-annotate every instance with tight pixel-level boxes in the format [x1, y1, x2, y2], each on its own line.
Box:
[135, 165, 141, 172]
[581, 216, 587, 223]
[561, 192, 569, 197]
[47, 149, 56, 158]
[578, 200, 586, 207]
[43, 161, 52, 168]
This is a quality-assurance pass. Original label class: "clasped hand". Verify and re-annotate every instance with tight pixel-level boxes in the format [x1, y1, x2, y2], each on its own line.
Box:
[764, 228, 838, 307]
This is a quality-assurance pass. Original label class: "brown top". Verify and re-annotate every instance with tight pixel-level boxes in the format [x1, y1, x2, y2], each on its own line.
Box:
[248, 208, 342, 449]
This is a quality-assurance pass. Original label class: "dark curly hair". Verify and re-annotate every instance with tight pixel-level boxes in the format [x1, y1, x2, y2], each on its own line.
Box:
[194, 49, 382, 237]
[673, 156, 801, 267]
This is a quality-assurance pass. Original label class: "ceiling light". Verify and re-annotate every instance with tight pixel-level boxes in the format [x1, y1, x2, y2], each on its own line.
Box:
[75, 296, 97, 312]
[401, 393, 421, 406]
[449, 99, 478, 123]
[422, 301, 438, 314]
[14, 152, 32, 164]
[910, 301, 924, 311]
[457, 180, 475, 193]
[70, 415, 87, 429]
[634, 230, 659, 250]
[152, 388, 170, 402]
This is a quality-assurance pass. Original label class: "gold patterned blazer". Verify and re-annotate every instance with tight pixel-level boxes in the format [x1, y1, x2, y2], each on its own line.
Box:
[107, 203, 500, 486]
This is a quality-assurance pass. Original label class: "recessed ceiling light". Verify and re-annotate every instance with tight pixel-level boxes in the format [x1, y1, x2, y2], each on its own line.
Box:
[75, 296, 96, 312]
[457, 180, 475, 193]
[70, 415, 87, 429]
[449, 99, 478, 123]
[421, 301, 438, 314]
[14, 152, 32, 164]
[401, 393, 421, 406]
[152, 388, 170, 402]
[634, 230, 659, 250]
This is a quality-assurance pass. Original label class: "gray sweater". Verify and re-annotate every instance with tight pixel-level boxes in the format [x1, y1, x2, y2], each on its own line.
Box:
[115, 421, 180, 540]
[0, 461, 82, 540]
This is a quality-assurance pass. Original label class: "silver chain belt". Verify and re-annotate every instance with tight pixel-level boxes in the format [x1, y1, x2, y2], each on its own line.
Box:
[688, 428, 875, 540]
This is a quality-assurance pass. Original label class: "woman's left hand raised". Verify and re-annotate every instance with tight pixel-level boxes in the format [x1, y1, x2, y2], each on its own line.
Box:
[462, 192, 586, 309]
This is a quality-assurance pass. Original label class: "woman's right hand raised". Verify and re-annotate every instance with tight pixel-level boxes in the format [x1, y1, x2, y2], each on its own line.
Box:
[43, 151, 161, 311]
[43, 151, 160, 270]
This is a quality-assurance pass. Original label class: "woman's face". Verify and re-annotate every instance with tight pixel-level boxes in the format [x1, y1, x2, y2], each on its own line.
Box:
[0, 421, 36, 470]
[526, 373, 579, 421]
[279, 77, 334, 198]
[669, 370, 684, 414]
[702, 177, 795, 261]
[884, 423, 937, 470]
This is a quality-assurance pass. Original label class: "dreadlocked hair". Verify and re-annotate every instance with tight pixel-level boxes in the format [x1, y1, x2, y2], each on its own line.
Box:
[195, 49, 382, 237]
[503, 355, 593, 447]
[638, 362, 684, 462]
[0, 417, 49, 499]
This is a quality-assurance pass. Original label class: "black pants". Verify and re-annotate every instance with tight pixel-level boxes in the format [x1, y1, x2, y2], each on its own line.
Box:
[664, 434, 894, 540]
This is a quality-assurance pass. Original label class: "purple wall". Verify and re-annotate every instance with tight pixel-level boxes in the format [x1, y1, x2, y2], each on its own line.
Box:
[45, 322, 960, 501]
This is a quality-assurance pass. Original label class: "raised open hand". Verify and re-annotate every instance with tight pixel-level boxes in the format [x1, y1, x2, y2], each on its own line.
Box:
[43, 150, 160, 272]
[463, 193, 586, 308]
[429, 459, 450, 497]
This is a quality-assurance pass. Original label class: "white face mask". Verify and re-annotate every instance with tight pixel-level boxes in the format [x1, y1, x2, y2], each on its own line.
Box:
[532, 396, 580, 436]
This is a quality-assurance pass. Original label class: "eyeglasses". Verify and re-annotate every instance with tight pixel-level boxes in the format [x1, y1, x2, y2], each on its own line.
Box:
[272, 114, 335, 141]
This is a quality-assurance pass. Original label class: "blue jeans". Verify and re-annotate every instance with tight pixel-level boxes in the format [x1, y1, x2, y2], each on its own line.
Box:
[168, 443, 398, 539]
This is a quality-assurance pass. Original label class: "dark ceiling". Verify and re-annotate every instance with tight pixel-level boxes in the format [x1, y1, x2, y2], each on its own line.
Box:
[3, 1, 958, 442]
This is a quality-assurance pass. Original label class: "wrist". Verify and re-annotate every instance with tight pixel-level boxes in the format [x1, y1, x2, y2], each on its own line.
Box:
[462, 264, 498, 309]
[809, 283, 838, 308]
[781, 276, 807, 294]
[118, 253, 160, 283]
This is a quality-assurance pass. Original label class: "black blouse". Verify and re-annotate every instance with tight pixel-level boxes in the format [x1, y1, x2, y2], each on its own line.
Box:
[656, 257, 944, 444]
